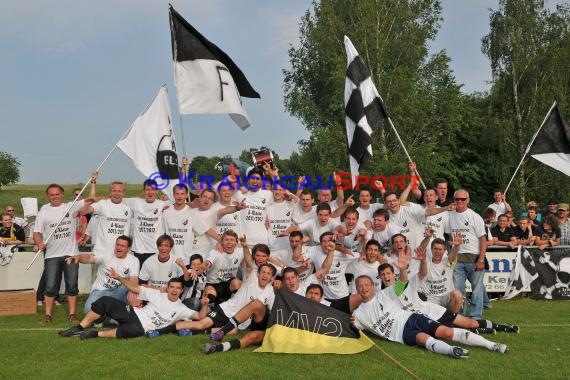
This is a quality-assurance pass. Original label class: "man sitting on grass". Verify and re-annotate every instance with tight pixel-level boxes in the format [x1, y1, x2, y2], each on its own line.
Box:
[58, 270, 197, 339]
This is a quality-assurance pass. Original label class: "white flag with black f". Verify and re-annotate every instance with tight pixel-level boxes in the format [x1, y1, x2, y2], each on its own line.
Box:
[344, 36, 388, 187]
[169, 5, 260, 130]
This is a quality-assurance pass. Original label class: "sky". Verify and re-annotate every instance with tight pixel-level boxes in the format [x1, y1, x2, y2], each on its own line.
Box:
[0, 0, 563, 184]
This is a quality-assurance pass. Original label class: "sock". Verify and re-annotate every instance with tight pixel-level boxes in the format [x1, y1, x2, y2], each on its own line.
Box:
[452, 328, 494, 350]
[425, 337, 454, 356]
[76, 324, 85, 330]
[476, 319, 493, 329]
[215, 340, 241, 353]
[158, 325, 177, 334]
[219, 317, 239, 335]
[493, 323, 509, 331]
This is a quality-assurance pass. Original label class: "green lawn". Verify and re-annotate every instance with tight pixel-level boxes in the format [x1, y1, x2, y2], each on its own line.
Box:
[0, 297, 568, 379]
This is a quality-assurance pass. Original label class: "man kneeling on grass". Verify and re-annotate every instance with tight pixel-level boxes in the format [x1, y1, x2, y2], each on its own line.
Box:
[58, 269, 198, 339]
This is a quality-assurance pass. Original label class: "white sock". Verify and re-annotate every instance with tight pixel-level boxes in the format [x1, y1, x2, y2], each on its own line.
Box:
[425, 336, 454, 356]
[222, 342, 232, 352]
[452, 328, 494, 350]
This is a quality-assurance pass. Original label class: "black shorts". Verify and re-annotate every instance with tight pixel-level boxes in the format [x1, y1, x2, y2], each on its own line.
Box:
[402, 314, 442, 346]
[207, 305, 230, 328]
[249, 307, 270, 331]
[327, 295, 351, 314]
[207, 280, 234, 303]
[437, 309, 458, 327]
[90, 296, 145, 339]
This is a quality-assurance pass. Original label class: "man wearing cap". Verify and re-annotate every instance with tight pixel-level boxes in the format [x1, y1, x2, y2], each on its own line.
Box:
[557, 203, 570, 246]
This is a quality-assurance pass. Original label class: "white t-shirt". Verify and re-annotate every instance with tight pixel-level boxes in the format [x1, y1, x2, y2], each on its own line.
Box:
[273, 245, 313, 282]
[34, 200, 84, 259]
[92, 253, 139, 291]
[234, 189, 273, 246]
[445, 208, 486, 257]
[338, 221, 368, 251]
[357, 203, 384, 224]
[212, 202, 240, 237]
[291, 204, 316, 224]
[422, 257, 456, 301]
[384, 276, 446, 321]
[353, 289, 413, 344]
[204, 248, 245, 283]
[388, 203, 425, 250]
[266, 201, 294, 247]
[219, 272, 275, 317]
[293, 273, 319, 296]
[139, 255, 184, 288]
[133, 287, 194, 332]
[347, 260, 381, 293]
[488, 202, 507, 222]
[163, 205, 207, 261]
[371, 223, 402, 252]
[90, 200, 131, 257]
[299, 218, 339, 246]
[190, 208, 218, 256]
[422, 208, 448, 241]
[308, 246, 359, 300]
[124, 198, 168, 254]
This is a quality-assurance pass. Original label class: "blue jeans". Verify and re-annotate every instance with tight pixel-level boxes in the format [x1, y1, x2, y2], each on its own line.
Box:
[453, 261, 484, 319]
[84, 286, 129, 314]
[44, 256, 79, 297]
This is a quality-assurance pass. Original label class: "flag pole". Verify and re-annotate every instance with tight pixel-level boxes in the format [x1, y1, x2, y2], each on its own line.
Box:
[504, 101, 557, 196]
[380, 98, 427, 190]
[25, 119, 138, 271]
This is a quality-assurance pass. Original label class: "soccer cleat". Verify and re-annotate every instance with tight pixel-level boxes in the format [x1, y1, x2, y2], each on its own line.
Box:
[473, 327, 496, 335]
[58, 325, 84, 337]
[40, 314, 52, 324]
[497, 324, 520, 334]
[147, 330, 160, 339]
[209, 329, 225, 342]
[201, 343, 217, 355]
[68, 314, 78, 323]
[178, 329, 193, 337]
[492, 343, 509, 354]
[451, 346, 470, 359]
[79, 330, 99, 340]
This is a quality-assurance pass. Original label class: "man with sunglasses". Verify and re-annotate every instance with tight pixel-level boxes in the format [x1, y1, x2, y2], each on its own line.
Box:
[445, 190, 487, 319]
[3, 205, 28, 230]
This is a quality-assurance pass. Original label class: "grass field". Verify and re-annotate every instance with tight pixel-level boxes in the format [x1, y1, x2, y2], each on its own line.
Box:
[0, 297, 568, 379]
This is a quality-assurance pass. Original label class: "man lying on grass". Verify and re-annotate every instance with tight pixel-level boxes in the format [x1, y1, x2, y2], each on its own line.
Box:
[352, 272, 508, 359]
[58, 269, 201, 339]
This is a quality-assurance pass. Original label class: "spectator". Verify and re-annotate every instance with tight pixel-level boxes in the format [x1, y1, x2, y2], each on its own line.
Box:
[4, 205, 28, 230]
[491, 214, 517, 250]
[543, 199, 559, 219]
[513, 216, 534, 246]
[0, 212, 26, 245]
[487, 190, 512, 223]
[535, 215, 561, 250]
[557, 203, 570, 245]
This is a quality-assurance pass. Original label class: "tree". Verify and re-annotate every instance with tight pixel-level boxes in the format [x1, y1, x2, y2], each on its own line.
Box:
[481, 0, 570, 206]
[283, 0, 469, 189]
[0, 151, 21, 189]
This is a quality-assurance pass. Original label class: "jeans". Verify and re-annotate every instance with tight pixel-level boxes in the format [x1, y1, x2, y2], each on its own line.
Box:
[44, 256, 79, 297]
[84, 286, 129, 314]
[453, 261, 484, 319]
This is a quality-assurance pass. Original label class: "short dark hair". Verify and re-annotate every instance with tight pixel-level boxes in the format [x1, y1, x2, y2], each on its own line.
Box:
[156, 234, 174, 248]
[319, 231, 335, 243]
[257, 263, 277, 277]
[365, 239, 381, 251]
[315, 202, 332, 214]
[289, 230, 303, 239]
[383, 191, 398, 201]
[343, 206, 359, 220]
[431, 238, 446, 250]
[189, 254, 203, 263]
[45, 183, 64, 194]
[282, 267, 298, 278]
[391, 233, 406, 244]
[222, 230, 238, 240]
[168, 277, 184, 287]
[173, 183, 189, 193]
[305, 284, 324, 297]
[482, 207, 496, 219]
[143, 179, 158, 190]
[378, 263, 394, 274]
[116, 235, 132, 247]
[373, 208, 389, 220]
[252, 243, 271, 256]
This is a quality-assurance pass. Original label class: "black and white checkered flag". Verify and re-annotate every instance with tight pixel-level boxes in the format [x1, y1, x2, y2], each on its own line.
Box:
[344, 36, 388, 186]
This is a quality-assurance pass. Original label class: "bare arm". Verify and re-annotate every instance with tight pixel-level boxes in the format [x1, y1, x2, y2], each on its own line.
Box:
[108, 267, 141, 294]
[448, 232, 461, 264]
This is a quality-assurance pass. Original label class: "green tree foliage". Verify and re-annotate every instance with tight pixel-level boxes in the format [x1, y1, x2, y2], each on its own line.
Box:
[481, 0, 570, 208]
[283, 0, 470, 192]
[0, 151, 21, 189]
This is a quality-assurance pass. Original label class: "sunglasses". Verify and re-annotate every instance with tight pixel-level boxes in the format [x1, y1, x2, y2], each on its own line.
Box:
[454, 197, 467, 202]
[6, 209, 14, 212]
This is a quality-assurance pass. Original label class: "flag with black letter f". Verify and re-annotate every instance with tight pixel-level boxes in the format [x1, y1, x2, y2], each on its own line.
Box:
[344, 36, 388, 187]
[169, 5, 260, 130]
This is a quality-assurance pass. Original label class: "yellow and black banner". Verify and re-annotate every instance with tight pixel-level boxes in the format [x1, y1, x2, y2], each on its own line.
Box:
[255, 289, 372, 354]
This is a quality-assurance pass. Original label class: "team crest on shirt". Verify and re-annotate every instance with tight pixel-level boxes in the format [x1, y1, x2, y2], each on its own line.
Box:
[402, 221, 407, 227]
[154, 209, 159, 215]
[183, 219, 188, 225]
[125, 211, 129, 216]
[233, 258, 238, 264]
[171, 311, 176, 318]
[249, 296, 254, 301]
[403, 295, 409, 301]
[233, 214, 238, 220]
[437, 217, 442, 222]
[286, 211, 291, 216]
[441, 269, 446, 275]
[335, 261, 341, 268]
[465, 221, 469, 226]
[261, 199, 266, 204]
[168, 271, 172, 277]
[65, 212, 70, 218]
[123, 268, 130, 276]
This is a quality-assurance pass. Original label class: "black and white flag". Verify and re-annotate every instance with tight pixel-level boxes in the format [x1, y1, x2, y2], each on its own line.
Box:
[528, 102, 570, 176]
[169, 5, 260, 130]
[344, 36, 388, 186]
